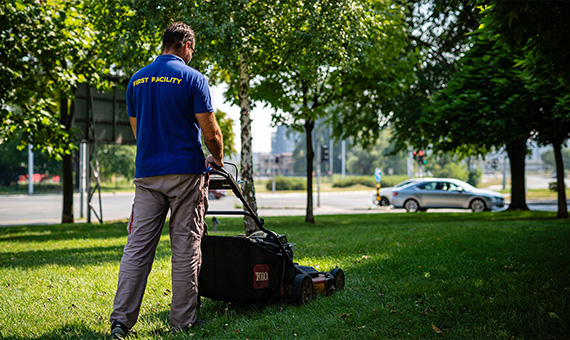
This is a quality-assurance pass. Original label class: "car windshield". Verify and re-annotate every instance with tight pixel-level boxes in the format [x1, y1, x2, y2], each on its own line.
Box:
[454, 181, 476, 191]
[395, 180, 416, 188]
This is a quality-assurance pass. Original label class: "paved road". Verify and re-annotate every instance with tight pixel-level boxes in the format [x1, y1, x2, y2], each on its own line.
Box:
[0, 189, 566, 226]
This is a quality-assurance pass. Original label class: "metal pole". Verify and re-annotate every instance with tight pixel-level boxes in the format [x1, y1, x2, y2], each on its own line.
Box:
[271, 156, 276, 193]
[341, 140, 346, 179]
[317, 145, 321, 207]
[329, 137, 333, 179]
[28, 145, 33, 195]
[503, 156, 507, 190]
[79, 142, 87, 218]
[407, 147, 414, 179]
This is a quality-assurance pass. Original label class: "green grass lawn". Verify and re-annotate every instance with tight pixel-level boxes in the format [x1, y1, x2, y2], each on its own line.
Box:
[1, 212, 568, 339]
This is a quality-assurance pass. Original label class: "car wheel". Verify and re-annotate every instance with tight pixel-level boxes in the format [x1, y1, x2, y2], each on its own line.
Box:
[379, 197, 390, 206]
[470, 199, 486, 212]
[208, 192, 215, 200]
[291, 274, 314, 304]
[404, 199, 420, 213]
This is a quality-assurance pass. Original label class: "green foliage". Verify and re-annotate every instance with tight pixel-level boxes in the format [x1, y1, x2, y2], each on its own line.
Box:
[214, 109, 237, 157]
[265, 176, 306, 191]
[0, 138, 26, 186]
[252, 1, 416, 149]
[429, 162, 468, 181]
[541, 148, 570, 173]
[332, 176, 377, 188]
[424, 32, 535, 154]
[332, 175, 411, 189]
[385, 1, 482, 152]
[424, 153, 468, 181]
[346, 131, 408, 176]
[96, 145, 136, 181]
[481, 1, 570, 83]
[0, 0, 103, 159]
[0, 137, 61, 186]
[1, 212, 568, 339]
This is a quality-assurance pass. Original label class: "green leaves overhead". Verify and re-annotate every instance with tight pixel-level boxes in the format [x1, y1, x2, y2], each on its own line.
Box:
[1, 0, 101, 159]
[251, 0, 415, 140]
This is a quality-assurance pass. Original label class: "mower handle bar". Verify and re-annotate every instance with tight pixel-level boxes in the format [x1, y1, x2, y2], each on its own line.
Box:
[206, 163, 270, 234]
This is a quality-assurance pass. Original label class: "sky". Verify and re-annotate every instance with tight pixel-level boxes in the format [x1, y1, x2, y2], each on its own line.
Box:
[210, 84, 275, 154]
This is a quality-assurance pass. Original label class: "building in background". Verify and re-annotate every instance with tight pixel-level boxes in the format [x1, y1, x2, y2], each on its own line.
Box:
[271, 125, 296, 155]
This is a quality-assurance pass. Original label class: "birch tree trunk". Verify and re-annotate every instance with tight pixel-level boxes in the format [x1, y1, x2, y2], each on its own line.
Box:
[238, 57, 259, 235]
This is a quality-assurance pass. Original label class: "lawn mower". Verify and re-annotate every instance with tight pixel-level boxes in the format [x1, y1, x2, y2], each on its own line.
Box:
[198, 163, 345, 304]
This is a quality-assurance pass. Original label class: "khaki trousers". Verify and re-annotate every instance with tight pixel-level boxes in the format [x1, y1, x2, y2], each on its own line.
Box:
[110, 173, 209, 330]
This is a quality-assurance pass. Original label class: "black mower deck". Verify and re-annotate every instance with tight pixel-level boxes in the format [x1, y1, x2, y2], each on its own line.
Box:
[198, 163, 345, 304]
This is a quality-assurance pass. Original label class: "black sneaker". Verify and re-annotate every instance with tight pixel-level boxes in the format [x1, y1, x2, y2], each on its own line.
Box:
[110, 321, 128, 340]
[174, 319, 206, 333]
[192, 319, 206, 329]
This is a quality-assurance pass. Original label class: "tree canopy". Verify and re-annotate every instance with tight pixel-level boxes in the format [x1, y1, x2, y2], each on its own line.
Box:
[250, 0, 415, 222]
[481, 0, 570, 82]
[0, 0, 101, 158]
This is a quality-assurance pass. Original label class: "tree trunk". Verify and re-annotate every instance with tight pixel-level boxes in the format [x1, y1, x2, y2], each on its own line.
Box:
[60, 97, 74, 223]
[238, 57, 259, 235]
[305, 119, 315, 223]
[552, 141, 568, 219]
[506, 138, 529, 211]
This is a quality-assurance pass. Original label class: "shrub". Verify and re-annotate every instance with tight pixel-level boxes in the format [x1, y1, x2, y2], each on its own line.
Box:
[332, 175, 411, 188]
[332, 176, 376, 188]
[265, 176, 306, 191]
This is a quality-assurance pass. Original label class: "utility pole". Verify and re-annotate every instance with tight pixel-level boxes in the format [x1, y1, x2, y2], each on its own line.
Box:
[341, 140, 346, 179]
[28, 145, 33, 195]
[316, 145, 321, 207]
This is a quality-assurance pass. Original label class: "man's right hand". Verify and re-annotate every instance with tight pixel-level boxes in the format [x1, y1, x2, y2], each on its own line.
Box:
[205, 154, 224, 169]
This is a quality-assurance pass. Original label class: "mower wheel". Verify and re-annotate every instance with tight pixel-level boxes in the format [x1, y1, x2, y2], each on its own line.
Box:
[330, 268, 345, 292]
[291, 274, 314, 304]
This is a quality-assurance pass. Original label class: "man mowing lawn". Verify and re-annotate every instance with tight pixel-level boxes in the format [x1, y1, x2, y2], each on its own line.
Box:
[109, 21, 224, 339]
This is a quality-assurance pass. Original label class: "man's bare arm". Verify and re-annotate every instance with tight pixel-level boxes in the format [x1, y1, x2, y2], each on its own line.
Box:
[129, 117, 137, 140]
[196, 112, 224, 167]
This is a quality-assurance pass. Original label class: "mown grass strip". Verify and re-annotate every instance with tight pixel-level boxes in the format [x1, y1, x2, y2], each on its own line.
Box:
[0, 211, 568, 339]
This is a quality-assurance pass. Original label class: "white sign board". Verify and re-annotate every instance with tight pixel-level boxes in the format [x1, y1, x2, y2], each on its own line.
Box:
[374, 168, 382, 182]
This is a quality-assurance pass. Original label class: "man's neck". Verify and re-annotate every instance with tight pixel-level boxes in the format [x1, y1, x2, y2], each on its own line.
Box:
[162, 49, 188, 64]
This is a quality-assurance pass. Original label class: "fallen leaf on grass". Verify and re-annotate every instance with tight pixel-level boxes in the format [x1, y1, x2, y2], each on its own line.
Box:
[66, 267, 76, 273]
[357, 326, 366, 330]
[431, 324, 443, 334]
[338, 313, 353, 318]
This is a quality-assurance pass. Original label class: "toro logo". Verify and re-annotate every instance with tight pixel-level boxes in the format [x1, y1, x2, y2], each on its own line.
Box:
[253, 264, 270, 289]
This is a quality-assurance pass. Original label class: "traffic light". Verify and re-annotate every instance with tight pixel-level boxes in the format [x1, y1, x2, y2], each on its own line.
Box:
[321, 145, 329, 162]
[413, 150, 427, 165]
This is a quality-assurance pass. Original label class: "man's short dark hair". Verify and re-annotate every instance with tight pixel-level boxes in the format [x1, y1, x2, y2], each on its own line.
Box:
[162, 22, 194, 51]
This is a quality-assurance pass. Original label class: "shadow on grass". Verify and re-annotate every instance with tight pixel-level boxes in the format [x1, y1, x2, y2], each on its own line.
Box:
[0, 324, 104, 340]
[137, 300, 284, 338]
[0, 222, 134, 243]
[0, 237, 173, 269]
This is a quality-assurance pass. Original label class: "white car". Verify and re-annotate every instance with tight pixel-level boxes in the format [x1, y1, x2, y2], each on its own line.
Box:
[391, 178, 505, 212]
[373, 178, 424, 206]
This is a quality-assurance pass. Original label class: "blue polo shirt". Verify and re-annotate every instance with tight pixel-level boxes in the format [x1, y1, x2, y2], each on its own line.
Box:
[127, 55, 213, 178]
